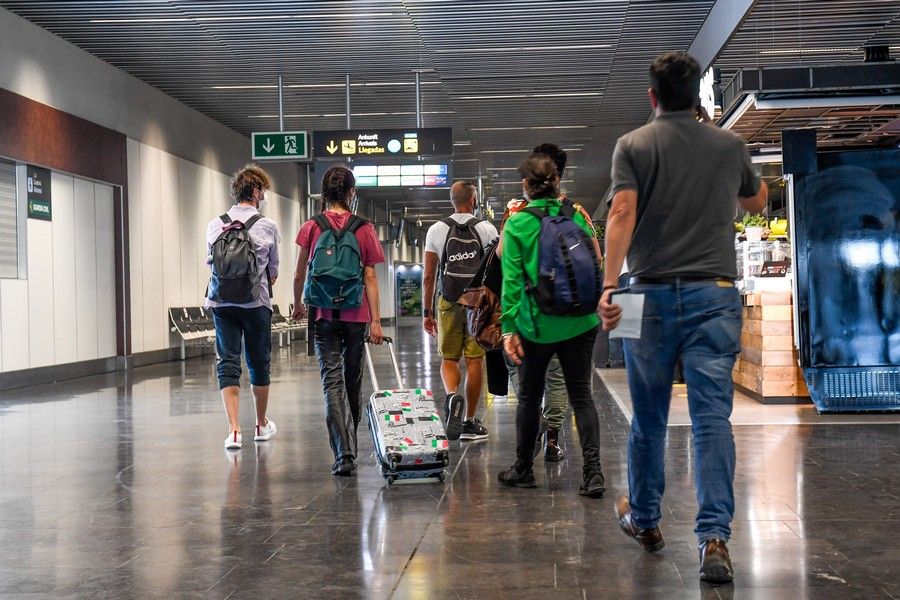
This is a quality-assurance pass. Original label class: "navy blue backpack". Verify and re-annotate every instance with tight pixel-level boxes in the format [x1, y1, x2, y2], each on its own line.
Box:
[521, 200, 603, 316]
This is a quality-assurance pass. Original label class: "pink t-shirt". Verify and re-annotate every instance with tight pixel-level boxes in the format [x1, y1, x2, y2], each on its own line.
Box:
[296, 211, 386, 322]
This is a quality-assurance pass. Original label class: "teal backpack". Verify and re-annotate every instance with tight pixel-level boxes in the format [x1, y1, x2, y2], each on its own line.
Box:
[304, 214, 367, 310]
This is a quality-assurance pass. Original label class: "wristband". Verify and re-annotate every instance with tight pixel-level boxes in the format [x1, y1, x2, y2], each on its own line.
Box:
[423, 309, 434, 318]
[602, 285, 618, 292]
[501, 332, 516, 340]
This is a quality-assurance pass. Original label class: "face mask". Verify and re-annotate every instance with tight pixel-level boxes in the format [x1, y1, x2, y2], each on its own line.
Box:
[258, 192, 268, 213]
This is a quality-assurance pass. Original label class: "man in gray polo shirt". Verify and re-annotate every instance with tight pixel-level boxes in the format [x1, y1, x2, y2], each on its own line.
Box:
[600, 51, 767, 583]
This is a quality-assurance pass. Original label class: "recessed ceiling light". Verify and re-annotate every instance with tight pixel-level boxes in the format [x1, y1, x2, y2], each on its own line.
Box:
[479, 149, 532, 154]
[91, 13, 404, 24]
[469, 125, 591, 131]
[247, 110, 455, 118]
[212, 81, 442, 90]
[436, 44, 611, 54]
[759, 47, 856, 55]
[458, 92, 601, 100]
[454, 141, 472, 146]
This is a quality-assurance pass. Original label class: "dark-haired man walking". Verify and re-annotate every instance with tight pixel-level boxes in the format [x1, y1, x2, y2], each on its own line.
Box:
[600, 51, 767, 583]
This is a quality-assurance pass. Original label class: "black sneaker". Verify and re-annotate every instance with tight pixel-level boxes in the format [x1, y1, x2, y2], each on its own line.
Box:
[533, 417, 549, 458]
[544, 427, 564, 462]
[578, 468, 606, 497]
[460, 418, 489, 441]
[331, 456, 355, 477]
[498, 461, 537, 488]
[445, 393, 465, 441]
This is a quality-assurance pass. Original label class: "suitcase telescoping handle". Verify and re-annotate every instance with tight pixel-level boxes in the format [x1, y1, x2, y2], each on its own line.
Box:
[364, 337, 406, 391]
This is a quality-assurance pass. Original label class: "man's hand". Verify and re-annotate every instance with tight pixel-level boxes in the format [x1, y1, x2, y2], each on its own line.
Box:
[599, 289, 623, 332]
[270, 276, 278, 286]
[423, 315, 437, 337]
[503, 333, 524, 365]
[368, 321, 384, 345]
[291, 303, 307, 321]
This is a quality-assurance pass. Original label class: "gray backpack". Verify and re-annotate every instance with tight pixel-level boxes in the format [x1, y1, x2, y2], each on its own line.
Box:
[439, 216, 484, 302]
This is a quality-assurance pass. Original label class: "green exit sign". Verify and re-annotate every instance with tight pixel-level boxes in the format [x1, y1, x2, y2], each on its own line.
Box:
[251, 131, 309, 160]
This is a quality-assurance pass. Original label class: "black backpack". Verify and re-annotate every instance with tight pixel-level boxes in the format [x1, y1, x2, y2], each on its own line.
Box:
[439, 216, 484, 302]
[207, 214, 267, 304]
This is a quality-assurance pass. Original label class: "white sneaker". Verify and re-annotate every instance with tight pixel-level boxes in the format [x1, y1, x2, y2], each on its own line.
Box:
[254, 419, 276, 442]
[224, 430, 242, 450]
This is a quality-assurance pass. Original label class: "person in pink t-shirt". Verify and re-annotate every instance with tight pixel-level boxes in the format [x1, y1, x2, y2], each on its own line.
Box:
[292, 166, 386, 476]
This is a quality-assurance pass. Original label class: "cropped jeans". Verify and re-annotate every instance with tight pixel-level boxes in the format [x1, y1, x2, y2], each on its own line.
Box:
[623, 281, 741, 543]
[314, 319, 367, 461]
[212, 306, 272, 389]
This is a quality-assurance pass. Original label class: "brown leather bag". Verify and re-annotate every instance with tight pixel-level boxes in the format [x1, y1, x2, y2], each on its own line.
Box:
[456, 241, 503, 351]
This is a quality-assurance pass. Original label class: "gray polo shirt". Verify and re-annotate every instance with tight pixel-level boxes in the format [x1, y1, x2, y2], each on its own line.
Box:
[610, 110, 760, 279]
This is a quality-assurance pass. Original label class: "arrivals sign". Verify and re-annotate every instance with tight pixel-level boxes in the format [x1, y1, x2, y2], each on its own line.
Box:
[26, 165, 52, 221]
[313, 128, 452, 158]
[251, 131, 309, 160]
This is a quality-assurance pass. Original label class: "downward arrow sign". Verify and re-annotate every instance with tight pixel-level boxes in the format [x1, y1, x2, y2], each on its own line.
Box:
[263, 138, 275, 152]
[326, 141, 338, 154]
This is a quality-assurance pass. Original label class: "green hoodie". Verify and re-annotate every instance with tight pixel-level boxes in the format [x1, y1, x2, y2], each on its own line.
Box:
[500, 198, 600, 343]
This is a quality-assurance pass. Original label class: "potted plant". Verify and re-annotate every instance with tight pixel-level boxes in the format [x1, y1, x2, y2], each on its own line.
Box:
[741, 213, 767, 242]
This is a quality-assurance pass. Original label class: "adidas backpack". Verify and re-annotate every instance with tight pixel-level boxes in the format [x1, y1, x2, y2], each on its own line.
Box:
[207, 214, 265, 304]
[304, 214, 367, 310]
[522, 201, 602, 316]
[439, 216, 485, 302]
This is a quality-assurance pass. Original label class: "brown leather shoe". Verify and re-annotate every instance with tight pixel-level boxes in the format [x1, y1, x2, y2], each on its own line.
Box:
[614, 497, 665, 552]
[699, 539, 734, 583]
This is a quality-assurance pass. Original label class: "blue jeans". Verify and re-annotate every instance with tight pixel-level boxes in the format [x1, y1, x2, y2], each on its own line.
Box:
[623, 281, 741, 543]
[212, 306, 272, 389]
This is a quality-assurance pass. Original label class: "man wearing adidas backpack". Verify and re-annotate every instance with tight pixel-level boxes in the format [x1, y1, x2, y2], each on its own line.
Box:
[206, 164, 280, 451]
[293, 166, 385, 476]
[498, 154, 606, 497]
[423, 181, 498, 441]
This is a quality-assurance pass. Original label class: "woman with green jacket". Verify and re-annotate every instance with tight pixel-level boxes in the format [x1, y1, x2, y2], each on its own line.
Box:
[497, 153, 606, 496]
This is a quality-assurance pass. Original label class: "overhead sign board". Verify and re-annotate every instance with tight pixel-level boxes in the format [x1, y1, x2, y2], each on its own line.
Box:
[313, 127, 452, 158]
[251, 131, 309, 160]
[26, 165, 52, 221]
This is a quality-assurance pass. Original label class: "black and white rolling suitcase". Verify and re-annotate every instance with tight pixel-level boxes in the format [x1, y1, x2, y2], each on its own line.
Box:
[364, 337, 449, 485]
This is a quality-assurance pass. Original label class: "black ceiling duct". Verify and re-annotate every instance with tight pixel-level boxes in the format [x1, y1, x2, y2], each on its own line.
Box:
[864, 46, 892, 63]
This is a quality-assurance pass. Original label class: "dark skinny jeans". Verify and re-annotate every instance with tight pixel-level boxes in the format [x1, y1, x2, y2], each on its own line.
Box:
[515, 326, 602, 474]
[314, 319, 367, 461]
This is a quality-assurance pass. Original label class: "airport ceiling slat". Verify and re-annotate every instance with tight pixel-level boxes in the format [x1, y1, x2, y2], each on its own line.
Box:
[16, 0, 895, 217]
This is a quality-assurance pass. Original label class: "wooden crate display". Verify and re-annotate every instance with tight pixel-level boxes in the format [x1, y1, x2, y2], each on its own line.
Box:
[732, 291, 809, 399]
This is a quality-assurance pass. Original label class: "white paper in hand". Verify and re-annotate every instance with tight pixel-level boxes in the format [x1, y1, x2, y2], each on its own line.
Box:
[608, 293, 645, 339]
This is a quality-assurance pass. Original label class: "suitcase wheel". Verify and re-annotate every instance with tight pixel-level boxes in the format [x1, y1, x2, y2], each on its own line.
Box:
[438, 473, 446, 483]
[386, 475, 396, 486]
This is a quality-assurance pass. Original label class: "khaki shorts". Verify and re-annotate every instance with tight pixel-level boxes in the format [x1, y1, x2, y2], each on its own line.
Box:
[437, 297, 485, 360]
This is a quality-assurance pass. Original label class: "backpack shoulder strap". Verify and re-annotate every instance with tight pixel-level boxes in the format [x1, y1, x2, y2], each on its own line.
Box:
[558, 200, 576, 219]
[521, 206, 547, 220]
[219, 214, 232, 225]
[344, 214, 367, 235]
[243, 214, 263, 230]
[440, 216, 457, 228]
[312, 214, 332, 235]
[463, 216, 480, 227]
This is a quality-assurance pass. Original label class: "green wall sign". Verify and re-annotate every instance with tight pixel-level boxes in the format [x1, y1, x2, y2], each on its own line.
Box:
[26, 165, 52, 221]
[251, 131, 309, 160]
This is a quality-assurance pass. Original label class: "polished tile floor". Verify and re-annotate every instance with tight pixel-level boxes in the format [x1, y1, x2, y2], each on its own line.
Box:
[0, 322, 898, 599]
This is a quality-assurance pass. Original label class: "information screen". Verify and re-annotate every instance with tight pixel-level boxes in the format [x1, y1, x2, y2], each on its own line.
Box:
[352, 163, 450, 188]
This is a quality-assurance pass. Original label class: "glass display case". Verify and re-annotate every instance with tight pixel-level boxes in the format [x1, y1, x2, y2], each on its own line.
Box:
[735, 239, 792, 292]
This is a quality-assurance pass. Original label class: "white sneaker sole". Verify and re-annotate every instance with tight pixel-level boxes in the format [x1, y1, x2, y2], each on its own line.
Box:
[224, 441, 242, 450]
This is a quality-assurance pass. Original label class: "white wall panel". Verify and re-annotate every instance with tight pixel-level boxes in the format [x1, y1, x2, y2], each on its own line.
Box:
[126, 138, 144, 353]
[94, 183, 116, 358]
[196, 167, 214, 304]
[74, 177, 98, 362]
[51, 172, 78, 365]
[159, 153, 181, 314]
[177, 159, 202, 306]
[1, 279, 29, 372]
[26, 218, 54, 368]
[139, 143, 165, 352]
